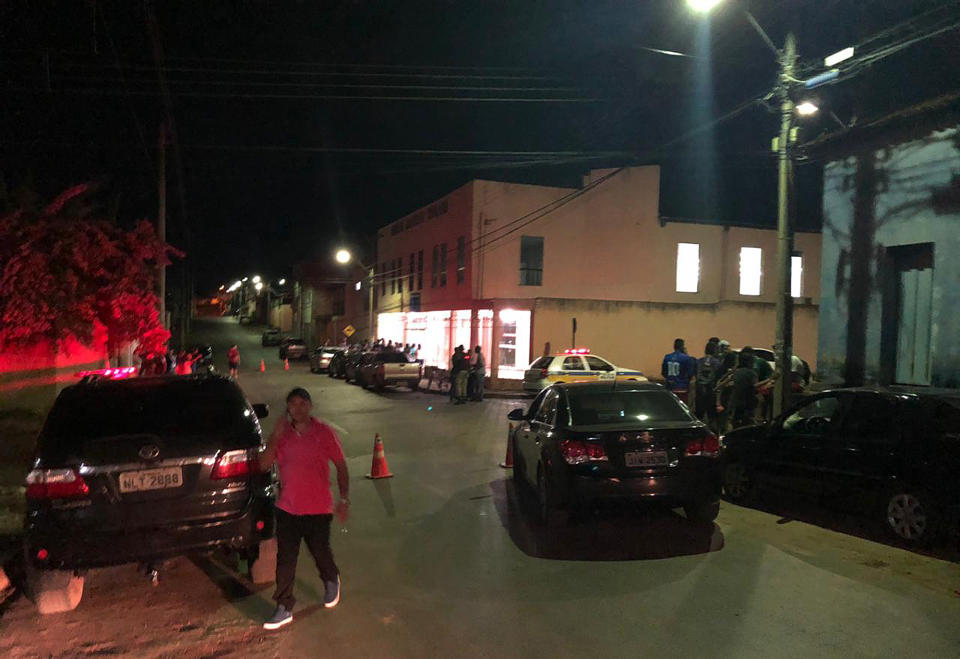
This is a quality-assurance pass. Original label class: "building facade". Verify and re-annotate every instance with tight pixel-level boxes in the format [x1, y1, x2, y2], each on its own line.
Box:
[363, 165, 821, 388]
[815, 96, 960, 388]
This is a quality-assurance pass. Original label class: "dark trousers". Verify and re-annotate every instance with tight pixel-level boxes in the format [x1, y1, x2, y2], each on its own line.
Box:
[273, 509, 338, 611]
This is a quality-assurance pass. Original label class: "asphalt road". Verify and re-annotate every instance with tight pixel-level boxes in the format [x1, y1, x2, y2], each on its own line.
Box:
[2, 317, 960, 658]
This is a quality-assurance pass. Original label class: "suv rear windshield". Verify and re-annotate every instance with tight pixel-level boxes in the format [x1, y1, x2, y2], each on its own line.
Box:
[568, 390, 693, 426]
[41, 380, 256, 452]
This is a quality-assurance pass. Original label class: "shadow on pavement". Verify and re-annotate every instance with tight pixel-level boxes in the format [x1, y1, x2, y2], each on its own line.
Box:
[373, 479, 397, 518]
[490, 479, 724, 561]
[727, 494, 960, 563]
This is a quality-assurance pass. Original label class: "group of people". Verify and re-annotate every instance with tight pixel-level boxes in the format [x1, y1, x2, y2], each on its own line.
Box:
[136, 345, 235, 377]
[662, 337, 810, 432]
[362, 339, 421, 360]
[449, 345, 485, 404]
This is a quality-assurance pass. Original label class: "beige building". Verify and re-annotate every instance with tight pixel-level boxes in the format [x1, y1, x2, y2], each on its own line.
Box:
[365, 165, 820, 388]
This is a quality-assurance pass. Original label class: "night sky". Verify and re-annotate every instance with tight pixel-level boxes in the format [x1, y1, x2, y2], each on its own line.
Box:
[2, 1, 957, 292]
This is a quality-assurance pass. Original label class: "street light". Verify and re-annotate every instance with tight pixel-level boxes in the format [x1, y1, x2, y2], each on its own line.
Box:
[334, 246, 375, 342]
[687, 0, 723, 11]
[278, 278, 286, 286]
[254, 282, 264, 292]
[252, 275, 261, 284]
[796, 101, 819, 116]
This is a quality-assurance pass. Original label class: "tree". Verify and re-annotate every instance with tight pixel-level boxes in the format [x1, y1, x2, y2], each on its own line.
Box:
[0, 184, 181, 356]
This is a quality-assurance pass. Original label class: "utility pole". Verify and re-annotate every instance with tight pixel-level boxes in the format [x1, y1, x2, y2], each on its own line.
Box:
[157, 120, 168, 328]
[773, 33, 797, 417]
[368, 266, 375, 342]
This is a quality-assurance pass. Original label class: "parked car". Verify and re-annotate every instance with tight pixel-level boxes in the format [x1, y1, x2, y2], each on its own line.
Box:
[523, 349, 646, 393]
[508, 381, 721, 526]
[310, 346, 345, 373]
[278, 338, 308, 360]
[343, 351, 371, 383]
[261, 328, 282, 347]
[721, 388, 960, 546]
[327, 348, 354, 379]
[22, 373, 276, 614]
[356, 352, 422, 390]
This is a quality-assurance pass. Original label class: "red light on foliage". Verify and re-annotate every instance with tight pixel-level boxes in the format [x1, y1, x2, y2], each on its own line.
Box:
[36, 548, 49, 561]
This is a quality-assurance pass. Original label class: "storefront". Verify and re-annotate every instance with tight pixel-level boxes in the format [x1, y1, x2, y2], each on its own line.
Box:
[377, 306, 532, 381]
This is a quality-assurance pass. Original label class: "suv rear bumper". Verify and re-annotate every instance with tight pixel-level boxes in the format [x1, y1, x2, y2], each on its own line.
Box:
[24, 497, 275, 571]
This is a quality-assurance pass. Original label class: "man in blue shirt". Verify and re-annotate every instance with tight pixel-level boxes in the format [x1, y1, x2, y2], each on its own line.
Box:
[661, 338, 698, 403]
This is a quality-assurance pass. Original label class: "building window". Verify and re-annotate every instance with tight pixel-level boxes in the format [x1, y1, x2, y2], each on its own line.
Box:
[791, 254, 803, 298]
[439, 242, 447, 287]
[417, 250, 424, 290]
[739, 247, 762, 296]
[456, 236, 466, 284]
[431, 245, 438, 288]
[519, 236, 544, 286]
[381, 262, 386, 297]
[497, 309, 531, 379]
[675, 242, 700, 293]
[409, 253, 415, 291]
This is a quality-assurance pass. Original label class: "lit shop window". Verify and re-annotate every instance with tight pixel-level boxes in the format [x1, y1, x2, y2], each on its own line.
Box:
[792, 254, 803, 298]
[739, 247, 762, 296]
[675, 242, 700, 293]
[498, 309, 531, 379]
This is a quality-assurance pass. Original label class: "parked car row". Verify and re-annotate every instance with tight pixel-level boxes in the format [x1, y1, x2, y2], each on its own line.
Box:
[326, 349, 422, 392]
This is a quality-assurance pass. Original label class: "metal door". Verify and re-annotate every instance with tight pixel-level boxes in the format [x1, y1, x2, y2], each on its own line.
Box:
[895, 246, 934, 385]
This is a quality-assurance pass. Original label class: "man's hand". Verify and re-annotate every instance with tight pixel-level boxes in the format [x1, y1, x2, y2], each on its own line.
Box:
[335, 499, 350, 524]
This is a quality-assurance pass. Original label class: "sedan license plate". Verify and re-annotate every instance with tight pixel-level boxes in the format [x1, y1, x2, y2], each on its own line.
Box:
[625, 451, 668, 468]
[119, 467, 183, 493]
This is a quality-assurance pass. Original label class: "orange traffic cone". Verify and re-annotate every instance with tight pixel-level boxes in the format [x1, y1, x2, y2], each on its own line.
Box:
[260, 359, 266, 372]
[365, 434, 394, 479]
[499, 423, 515, 468]
[284, 358, 290, 371]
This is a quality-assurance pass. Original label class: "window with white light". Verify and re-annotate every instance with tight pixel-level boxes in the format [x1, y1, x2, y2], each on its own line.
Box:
[675, 242, 700, 293]
[791, 254, 803, 298]
[739, 247, 762, 296]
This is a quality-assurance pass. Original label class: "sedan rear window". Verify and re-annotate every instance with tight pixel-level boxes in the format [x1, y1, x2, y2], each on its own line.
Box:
[567, 390, 693, 426]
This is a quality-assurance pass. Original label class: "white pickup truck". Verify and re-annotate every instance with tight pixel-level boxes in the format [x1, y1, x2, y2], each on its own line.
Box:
[356, 352, 422, 391]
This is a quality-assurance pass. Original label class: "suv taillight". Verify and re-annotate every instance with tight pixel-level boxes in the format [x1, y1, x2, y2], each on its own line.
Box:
[560, 439, 608, 465]
[685, 433, 720, 457]
[25, 468, 90, 499]
[211, 449, 258, 480]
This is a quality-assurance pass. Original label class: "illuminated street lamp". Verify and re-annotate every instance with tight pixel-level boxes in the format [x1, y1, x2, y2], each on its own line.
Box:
[686, 0, 723, 11]
[796, 101, 819, 116]
[278, 278, 286, 286]
[252, 275, 261, 284]
[335, 247, 374, 341]
[254, 281, 264, 292]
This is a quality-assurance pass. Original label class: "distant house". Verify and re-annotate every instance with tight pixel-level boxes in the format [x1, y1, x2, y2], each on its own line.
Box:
[812, 93, 960, 389]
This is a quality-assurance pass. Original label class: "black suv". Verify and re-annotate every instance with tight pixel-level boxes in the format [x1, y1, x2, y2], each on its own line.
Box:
[23, 374, 276, 614]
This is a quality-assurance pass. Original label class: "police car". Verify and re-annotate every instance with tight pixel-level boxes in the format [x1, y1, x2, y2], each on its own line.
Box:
[522, 349, 647, 393]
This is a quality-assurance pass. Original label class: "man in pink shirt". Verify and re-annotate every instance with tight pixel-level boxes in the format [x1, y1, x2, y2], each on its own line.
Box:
[260, 387, 350, 630]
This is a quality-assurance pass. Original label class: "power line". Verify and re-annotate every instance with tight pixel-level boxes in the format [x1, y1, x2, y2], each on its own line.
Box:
[7, 86, 604, 103]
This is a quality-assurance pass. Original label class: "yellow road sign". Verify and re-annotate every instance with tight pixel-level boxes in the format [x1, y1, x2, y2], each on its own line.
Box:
[343, 325, 356, 337]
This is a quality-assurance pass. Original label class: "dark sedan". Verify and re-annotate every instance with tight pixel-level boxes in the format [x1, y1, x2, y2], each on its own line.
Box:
[310, 346, 344, 373]
[721, 388, 960, 546]
[508, 381, 722, 526]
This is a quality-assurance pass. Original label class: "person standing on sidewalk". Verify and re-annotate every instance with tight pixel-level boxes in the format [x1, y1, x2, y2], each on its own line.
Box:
[227, 344, 240, 378]
[468, 345, 485, 401]
[661, 338, 697, 404]
[260, 387, 350, 630]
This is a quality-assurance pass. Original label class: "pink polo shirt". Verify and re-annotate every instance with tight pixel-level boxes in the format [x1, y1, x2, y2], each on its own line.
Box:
[275, 417, 345, 516]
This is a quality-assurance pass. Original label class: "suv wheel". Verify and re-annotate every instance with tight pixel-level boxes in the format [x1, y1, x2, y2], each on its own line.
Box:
[25, 555, 84, 615]
[247, 537, 277, 584]
[684, 499, 720, 523]
[884, 489, 939, 545]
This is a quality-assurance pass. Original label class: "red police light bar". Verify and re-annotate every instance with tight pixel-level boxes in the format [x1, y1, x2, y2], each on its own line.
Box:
[75, 367, 137, 380]
[563, 348, 591, 355]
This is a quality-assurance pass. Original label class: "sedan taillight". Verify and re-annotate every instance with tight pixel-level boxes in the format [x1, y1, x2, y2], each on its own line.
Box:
[685, 433, 720, 457]
[211, 449, 258, 480]
[560, 439, 608, 465]
[25, 468, 90, 499]
[539, 368, 548, 378]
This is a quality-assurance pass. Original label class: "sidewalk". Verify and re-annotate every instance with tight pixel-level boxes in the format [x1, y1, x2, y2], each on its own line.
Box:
[416, 377, 528, 399]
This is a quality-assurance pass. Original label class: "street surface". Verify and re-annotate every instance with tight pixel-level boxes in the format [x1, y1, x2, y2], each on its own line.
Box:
[2, 318, 959, 658]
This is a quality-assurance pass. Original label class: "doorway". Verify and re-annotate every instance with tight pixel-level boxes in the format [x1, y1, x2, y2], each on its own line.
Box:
[890, 243, 934, 385]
